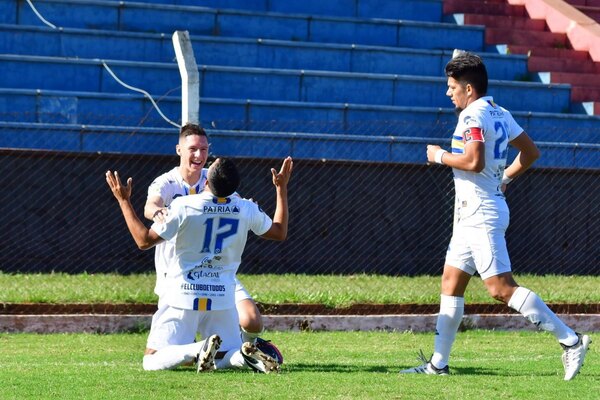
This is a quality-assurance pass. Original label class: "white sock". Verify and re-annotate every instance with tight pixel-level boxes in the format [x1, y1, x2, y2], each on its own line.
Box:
[142, 342, 203, 371]
[508, 286, 578, 346]
[241, 327, 263, 344]
[430, 295, 464, 369]
[215, 348, 247, 370]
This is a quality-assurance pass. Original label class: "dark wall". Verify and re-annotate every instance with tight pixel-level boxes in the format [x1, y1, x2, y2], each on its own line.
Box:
[0, 149, 597, 275]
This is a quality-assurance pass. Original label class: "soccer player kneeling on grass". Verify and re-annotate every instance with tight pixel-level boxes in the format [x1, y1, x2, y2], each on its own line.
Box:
[106, 156, 293, 373]
[145, 124, 270, 347]
[399, 52, 590, 381]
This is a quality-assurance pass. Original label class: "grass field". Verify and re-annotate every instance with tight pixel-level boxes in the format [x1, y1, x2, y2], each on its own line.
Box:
[2, 273, 597, 398]
[0, 330, 597, 399]
[2, 273, 599, 306]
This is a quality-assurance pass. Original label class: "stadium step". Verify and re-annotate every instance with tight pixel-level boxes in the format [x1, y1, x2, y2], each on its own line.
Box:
[2, 88, 597, 143]
[2, 0, 483, 51]
[443, 0, 527, 16]
[485, 27, 568, 47]
[528, 56, 600, 74]
[114, 0, 444, 22]
[542, 71, 600, 87]
[0, 24, 527, 81]
[460, 13, 547, 31]
[0, 88, 457, 136]
[0, 54, 571, 113]
[571, 86, 600, 102]
[0, 120, 597, 168]
[501, 45, 590, 61]
[0, 120, 437, 163]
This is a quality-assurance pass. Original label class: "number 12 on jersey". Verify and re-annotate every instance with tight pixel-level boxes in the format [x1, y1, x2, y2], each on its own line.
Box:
[201, 217, 239, 253]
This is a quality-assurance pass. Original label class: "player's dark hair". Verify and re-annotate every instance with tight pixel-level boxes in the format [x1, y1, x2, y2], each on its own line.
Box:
[207, 158, 240, 197]
[179, 123, 208, 140]
[445, 52, 488, 95]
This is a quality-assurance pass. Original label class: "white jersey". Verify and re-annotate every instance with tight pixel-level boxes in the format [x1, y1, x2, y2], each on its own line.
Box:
[147, 167, 208, 295]
[451, 96, 523, 216]
[151, 191, 272, 311]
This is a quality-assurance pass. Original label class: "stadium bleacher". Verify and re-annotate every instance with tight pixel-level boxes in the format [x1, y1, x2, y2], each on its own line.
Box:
[0, 0, 599, 166]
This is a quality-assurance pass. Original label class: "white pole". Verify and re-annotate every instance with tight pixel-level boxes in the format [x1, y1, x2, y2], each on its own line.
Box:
[172, 31, 200, 125]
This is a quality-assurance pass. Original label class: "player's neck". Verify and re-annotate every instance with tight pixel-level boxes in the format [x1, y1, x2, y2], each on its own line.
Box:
[465, 93, 484, 108]
[178, 166, 201, 186]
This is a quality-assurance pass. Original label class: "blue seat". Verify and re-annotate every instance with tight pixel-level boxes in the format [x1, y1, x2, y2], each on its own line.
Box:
[5, 88, 597, 142]
[0, 24, 529, 81]
[129, 0, 444, 22]
[7, 0, 483, 50]
[1, 120, 598, 169]
[0, 54, 570, 113]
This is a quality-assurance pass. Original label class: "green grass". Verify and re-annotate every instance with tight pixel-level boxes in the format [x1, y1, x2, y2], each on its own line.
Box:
[1, 272, 599, 306]
[0, 331, 597, 399]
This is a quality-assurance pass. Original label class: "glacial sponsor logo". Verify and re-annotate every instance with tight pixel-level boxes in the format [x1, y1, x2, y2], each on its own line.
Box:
[187, 270, 220, 280]
[186, 257, 223, 280]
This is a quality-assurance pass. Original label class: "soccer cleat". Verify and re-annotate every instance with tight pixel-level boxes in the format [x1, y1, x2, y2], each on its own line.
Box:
[255, 337, 284, 365]
[196, 334, 221, 373]
[399, 350, 449, 375]
[241, 342, 281, 374]
[561, 333, 591, 381]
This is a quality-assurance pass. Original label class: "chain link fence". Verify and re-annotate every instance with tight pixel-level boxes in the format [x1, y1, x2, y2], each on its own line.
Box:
[0, 115, 598, 316]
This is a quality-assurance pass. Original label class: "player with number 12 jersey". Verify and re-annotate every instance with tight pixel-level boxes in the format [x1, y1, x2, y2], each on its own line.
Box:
[151, 190, 272, 311]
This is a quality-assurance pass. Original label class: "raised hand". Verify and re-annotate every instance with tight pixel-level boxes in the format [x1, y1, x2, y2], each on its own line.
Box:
[106, 170, 133, 202]
[271, 156, 293, 188]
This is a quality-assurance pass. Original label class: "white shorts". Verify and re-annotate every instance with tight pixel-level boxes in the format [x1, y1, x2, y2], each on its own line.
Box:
[445, 197, 511, 280]
[234, 277, 253, 303]
[146, 302, 242, 352]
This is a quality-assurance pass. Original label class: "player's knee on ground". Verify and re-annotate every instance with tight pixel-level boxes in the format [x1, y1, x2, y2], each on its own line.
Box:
[143, 354, 162, 371]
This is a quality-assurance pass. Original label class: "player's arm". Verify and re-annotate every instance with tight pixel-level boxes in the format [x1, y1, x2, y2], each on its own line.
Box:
[144, 195, 168, 223]
[426, 140, 485, 172]
[503, 131, 540, 181]
[261, 156, 293, 241]
[106, 171, 165, 250]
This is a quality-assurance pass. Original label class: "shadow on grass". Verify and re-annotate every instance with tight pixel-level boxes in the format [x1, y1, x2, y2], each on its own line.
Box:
[151, 364, 599, 380]
[283, 363, 397, 373]
[168, 363, 396, 374]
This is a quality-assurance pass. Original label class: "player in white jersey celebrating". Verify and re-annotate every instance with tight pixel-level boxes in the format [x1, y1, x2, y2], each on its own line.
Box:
[144, 124, 267, 347]
[400, 52, 590, 380]
[106, 156, 292, 373]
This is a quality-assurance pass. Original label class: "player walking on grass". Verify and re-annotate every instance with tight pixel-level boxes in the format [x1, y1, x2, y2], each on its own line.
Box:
[400, 52, 590, 380]
[106, 156, 293, 373]
[145, 124, 267, 346]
